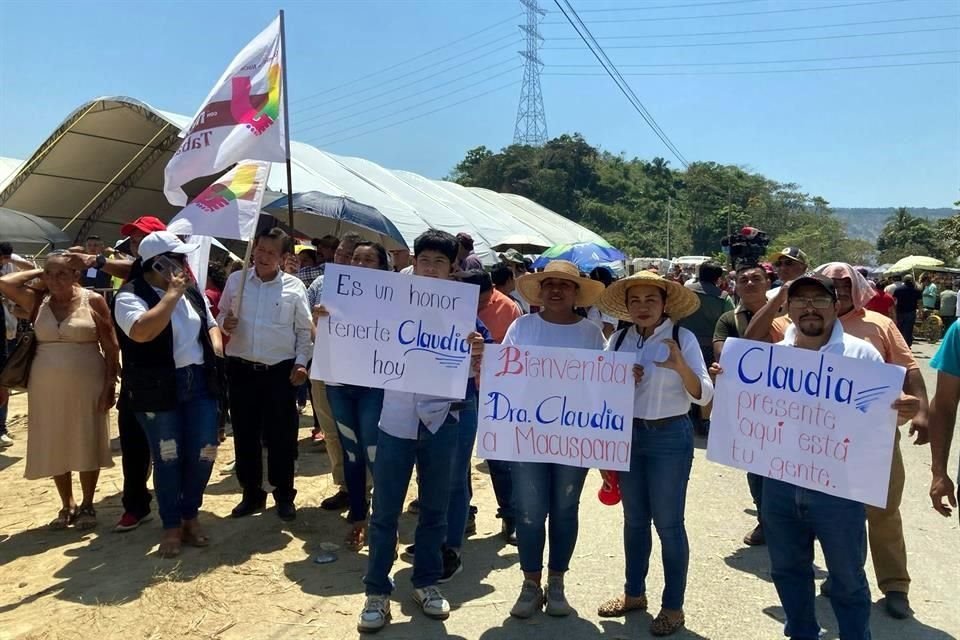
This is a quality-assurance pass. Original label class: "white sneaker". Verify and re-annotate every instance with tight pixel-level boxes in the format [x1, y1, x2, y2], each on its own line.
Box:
[413, 585, 450, 620]
[357, 595, 390, 633]
[0, 433, 13, 448]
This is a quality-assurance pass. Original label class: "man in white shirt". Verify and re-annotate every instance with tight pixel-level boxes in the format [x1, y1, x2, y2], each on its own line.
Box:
[219, 228, 313, 521]
[760, 274, 918, 640]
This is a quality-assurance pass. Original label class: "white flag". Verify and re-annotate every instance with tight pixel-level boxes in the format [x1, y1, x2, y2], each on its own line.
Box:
[167, 160, 270, 241]
[164, 16, 286, 206]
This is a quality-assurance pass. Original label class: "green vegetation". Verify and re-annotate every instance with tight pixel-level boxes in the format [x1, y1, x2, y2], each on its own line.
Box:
[449, 134, 957, 266]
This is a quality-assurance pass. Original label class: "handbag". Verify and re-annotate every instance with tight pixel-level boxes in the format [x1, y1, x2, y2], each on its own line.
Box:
[0, 295, 44, 390]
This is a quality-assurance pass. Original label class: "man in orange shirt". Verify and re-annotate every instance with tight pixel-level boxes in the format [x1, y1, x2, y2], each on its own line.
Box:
[749, 262, 929, 620]
[465, 270, 523, 344]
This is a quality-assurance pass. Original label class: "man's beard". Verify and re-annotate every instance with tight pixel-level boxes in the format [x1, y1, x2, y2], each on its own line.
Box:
[799, 325, 825, 337]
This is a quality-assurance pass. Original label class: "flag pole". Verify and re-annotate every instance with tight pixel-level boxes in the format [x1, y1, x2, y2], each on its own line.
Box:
[279, 9, 295, 232]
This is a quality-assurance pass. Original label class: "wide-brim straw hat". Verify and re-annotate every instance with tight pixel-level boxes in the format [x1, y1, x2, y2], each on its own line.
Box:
[598, 271, 701, 322]
[517, 260, 605, 307]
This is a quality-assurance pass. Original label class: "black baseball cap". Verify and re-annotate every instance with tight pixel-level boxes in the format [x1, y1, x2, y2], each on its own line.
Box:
[787, 274, 837, 300]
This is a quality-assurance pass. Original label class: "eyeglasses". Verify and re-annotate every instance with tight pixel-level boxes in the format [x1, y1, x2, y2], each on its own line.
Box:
[774, 260, 797, 268]
[788, 296, 834, 309]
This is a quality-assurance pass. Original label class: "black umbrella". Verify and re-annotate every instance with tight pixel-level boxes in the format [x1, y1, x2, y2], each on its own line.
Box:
[0, 207, 72, 246]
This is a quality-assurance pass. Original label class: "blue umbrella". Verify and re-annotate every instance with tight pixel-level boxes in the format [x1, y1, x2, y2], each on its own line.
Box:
[264, 191, 408, 250]
[532, 240, 626, 271]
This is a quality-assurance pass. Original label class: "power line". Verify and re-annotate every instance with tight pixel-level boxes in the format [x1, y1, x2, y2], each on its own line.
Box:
[301, 66, 522, 143]
[552, 0, 689, 167]
[549, 49, 960, 68]
[543, 26, 960, 50]
[296, 63, 523, 136]
[545, 14, 960, 40]
[290, 13, 521, 107]
[297, 56, 519, 129]
[552, 0, 764, 13]
[544, 59, 960, 76]
[310, 80, 521, 148]
[293, 34, 521, 116]
[542, 0, 904, 24]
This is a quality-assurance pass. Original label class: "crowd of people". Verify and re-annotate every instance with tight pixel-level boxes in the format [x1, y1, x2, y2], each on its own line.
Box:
[0, 219, 958, 639]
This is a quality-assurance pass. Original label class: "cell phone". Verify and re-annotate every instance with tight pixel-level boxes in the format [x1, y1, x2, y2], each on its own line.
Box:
[151, 255, 185, 281]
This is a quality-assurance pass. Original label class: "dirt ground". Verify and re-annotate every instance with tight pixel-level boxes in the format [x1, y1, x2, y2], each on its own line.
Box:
[0, 342, 957, 640]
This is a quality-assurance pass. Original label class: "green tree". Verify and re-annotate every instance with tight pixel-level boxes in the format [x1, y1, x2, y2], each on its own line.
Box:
[876, 207, 942, 263]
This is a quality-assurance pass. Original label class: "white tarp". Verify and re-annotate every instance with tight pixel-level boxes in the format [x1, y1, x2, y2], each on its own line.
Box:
[0, 97, 611, 261]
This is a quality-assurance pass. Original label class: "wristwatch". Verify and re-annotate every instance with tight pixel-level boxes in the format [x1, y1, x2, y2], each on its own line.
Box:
[95, 254, 107, 270]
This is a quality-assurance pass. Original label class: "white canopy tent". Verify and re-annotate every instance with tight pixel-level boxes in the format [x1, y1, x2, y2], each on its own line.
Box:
[0, 96, 608, 265]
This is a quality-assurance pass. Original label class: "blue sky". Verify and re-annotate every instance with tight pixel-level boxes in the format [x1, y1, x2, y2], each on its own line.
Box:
[1, 0, 957, 208]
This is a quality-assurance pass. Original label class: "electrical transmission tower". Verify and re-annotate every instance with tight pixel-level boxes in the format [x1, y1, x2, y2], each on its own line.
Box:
[513, 0, 548, 146]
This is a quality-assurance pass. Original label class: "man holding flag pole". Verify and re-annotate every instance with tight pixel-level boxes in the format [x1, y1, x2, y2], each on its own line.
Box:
[161, 13, 310, 520]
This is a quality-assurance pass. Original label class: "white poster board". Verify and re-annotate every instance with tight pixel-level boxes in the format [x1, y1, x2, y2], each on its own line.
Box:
[476, 343, 636, 471]
[706, 338, 905, 508]
[311, 264, 479, 398]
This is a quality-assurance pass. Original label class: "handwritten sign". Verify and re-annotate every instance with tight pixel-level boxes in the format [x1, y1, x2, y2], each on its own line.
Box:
[311, 264, 479, 398]
[706, 338, 905, 507]
[476, 344, 636, 471]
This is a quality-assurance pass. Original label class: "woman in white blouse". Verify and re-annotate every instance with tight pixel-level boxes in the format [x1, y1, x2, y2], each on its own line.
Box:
[596, 271, 713, 637]
[500, 260, 606, 620]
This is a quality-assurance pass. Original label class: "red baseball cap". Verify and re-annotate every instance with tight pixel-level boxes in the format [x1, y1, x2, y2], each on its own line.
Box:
[120, 216, 166, 238]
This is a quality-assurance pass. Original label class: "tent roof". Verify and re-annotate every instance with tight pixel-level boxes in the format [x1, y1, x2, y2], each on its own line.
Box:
[0, 96, 607, 264]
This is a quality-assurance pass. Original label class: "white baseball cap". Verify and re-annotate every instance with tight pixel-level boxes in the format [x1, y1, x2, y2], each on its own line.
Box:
[138, 231, 200, 262]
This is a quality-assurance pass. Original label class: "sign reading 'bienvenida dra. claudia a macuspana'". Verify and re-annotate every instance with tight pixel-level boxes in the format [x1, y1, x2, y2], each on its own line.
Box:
[706, 337, 905, 508]
[477, 344, 636, 471]
[311, 265, 479, 399]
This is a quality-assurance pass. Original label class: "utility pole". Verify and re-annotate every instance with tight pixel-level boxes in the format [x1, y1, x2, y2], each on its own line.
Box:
[513, 0, 548, 146]
[666, 197, 672, 260]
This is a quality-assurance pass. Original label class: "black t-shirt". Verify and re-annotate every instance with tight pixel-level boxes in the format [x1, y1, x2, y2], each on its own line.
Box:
[892, 283, 922, 313]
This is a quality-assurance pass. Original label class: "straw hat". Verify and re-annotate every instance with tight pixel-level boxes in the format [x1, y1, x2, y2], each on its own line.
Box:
[516, 260, 605, 307]
[598, 271, 701, 322]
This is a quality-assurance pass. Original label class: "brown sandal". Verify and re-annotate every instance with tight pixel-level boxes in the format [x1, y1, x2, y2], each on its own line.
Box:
[158, 533, 183, 558]
[650, 610, 685, 636]
[598, 594, 648, 617]
[49, 506, 77, 530]
[74, 505, 97, 530]
[344, 523, 367, 551]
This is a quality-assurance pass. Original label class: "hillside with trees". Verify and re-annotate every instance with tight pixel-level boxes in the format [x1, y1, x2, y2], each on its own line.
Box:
[449, 134, 958, 267]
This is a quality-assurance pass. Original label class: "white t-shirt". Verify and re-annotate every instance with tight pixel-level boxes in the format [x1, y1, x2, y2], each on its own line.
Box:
[586, 306, 617, 332]
[115, 288, 216, 369]
[502, 313, 605, 350]
[606, 320, 714, 420]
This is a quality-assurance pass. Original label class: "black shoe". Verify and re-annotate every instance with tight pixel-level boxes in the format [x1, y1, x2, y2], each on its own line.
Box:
[438, 548, 462, 584]
[819, 578, 832, 598]
[743, 523, 765, 546]
[501, 520, 518, 545]
[320, 490, 350, 511]
[277, 502, 297, 521]
[231, 496, 266, 518]
[407, 499, 420, 514]
[402, 544, 416, 560]
[884, 591, 911, 619]
[465, 512, 477, 537]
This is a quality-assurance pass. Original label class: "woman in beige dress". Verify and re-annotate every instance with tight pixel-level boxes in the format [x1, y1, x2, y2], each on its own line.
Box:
[0, 252, 119, 529]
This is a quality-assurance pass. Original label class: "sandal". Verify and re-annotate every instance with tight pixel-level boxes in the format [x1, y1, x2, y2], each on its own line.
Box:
[49, 506, 77, 530]
[598, 594, 647, 617]
[74, 505, 97, 531]
[344, 523, 367, 551]
[158, 538, 182, 558]
[650, 610, 685, 637]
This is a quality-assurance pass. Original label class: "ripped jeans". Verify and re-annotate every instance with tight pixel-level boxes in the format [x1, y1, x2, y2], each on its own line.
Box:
[136, 365, 219, 530]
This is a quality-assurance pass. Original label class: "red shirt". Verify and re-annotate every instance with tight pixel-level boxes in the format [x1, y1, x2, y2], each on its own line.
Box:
[865, 290, 895, 316]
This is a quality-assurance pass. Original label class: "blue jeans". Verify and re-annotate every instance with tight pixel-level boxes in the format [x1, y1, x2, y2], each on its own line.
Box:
[365, 416, 459, 595]
[135, 365, 219, 530]
[748, 472, 764, 518]
[487, 459, 514, 523]
[512, 461, 588, 573]
[619, 416, 694, 609]
[763, 478, 871, 640]
[446, 392, 478, 550]
[325, 384, 383, 523]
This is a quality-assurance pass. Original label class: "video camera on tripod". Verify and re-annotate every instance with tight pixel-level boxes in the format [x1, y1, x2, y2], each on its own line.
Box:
[721, 226, 770, 270]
